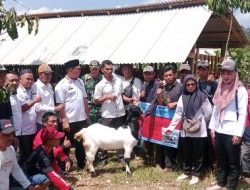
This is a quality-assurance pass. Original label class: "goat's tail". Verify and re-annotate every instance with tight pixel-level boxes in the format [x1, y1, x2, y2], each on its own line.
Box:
[74, 131, 84, 142]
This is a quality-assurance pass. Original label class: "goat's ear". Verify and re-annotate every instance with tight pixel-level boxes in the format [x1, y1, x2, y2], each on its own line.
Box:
[74, 132, 83, 142]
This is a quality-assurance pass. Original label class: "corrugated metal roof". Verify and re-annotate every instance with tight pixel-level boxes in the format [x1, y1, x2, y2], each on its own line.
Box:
[26, 0, 206, 18]
[0, 5, 212, 65]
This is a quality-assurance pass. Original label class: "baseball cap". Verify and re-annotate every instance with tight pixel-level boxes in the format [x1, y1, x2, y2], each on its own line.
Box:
[179, 64, 191, 72]
[89, 60, 100, 68]
[0, 64, 7, 72]
[0, 119, 15, 134]
[38, 64, 53, 73]
[143, 66, 154, 73]
[19, 69, 33, 77]
[221, 58, 237, 72]
[41, 127, 65, 143]
[197, 60, 209, 69]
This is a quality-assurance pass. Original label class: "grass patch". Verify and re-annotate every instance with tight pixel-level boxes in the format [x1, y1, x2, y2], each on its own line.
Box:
[68, 152, 250, 190]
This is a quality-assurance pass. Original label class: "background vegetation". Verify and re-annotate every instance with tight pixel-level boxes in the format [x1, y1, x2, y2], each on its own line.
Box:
[229, 27, 250, 87]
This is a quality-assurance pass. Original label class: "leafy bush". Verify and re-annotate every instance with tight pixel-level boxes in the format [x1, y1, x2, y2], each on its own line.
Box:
[229, 45, 250, 87]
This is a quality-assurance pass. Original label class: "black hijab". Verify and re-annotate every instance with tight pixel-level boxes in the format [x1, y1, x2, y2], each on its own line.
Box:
[182, 74, 207, 119]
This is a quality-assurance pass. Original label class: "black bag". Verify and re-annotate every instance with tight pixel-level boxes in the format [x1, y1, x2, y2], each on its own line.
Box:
[123, 77, 135, 98]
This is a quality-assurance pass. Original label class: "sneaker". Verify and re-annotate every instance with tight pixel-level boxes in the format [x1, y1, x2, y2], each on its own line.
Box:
[189, 176, 199, 185]
[206, 184, 224, 190]
[177, 173, 189, 181]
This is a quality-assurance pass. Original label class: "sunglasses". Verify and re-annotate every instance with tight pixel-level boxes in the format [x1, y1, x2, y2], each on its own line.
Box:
[186, 82, 196, 87]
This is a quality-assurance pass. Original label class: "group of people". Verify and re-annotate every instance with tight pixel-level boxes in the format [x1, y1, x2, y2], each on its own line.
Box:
[0, 57, 249, 190]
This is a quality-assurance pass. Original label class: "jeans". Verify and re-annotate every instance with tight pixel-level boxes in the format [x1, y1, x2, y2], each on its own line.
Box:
[29, 174, 49, 186]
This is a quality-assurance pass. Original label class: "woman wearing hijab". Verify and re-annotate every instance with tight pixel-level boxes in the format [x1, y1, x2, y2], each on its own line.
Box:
[166, 74, 212, 185]
[207, 59, 248, 190]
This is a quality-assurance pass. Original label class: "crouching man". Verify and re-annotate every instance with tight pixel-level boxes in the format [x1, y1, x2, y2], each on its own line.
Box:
[0, 119, 35, 190]
[33, 112, 71, 173]
[26, 127, 72, 190]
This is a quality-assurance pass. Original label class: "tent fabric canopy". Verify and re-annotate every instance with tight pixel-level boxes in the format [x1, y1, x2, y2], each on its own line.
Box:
[0, 5, 212, 65]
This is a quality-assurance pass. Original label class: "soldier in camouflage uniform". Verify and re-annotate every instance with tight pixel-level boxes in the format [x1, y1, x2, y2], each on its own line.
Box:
[82, 60, 102, 124]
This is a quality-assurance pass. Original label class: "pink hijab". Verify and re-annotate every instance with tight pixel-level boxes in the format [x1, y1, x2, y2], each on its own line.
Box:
[213, 73, 243, 123]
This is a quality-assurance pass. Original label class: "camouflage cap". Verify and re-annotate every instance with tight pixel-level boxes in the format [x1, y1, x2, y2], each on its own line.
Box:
[89, 60, 100, 68]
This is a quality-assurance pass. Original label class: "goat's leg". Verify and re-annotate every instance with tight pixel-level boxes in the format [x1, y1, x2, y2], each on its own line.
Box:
[124, 145, 133, 174]
[85, 146, 98, 177]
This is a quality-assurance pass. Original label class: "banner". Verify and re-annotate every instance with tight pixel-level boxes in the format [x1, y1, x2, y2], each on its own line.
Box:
[139, 102, 181, 148]
[139, 102, 175, 119]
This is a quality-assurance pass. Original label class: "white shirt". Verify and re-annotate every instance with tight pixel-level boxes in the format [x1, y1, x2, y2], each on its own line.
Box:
[55, 77, 87, 123]
[34, 79, 55, 124]
[94, 75, 125, 118]
[209, 86, 248, 137]
[168, 96, 212, 138]
[17, 85, 37, 135]
[120, 76, 142, 100]
[0, 146, 31, 190]
[10, 94, 22, 136]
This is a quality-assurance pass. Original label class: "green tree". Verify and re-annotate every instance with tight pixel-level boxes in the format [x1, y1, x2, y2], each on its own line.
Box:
[229, 45, 250, 87]
[206, 0, 250, 55]
[0, 0, 38, 40]
[244, 27, 250, 40]
[229, 27, 250, 87]
[206, 1, 250, 87]
[206, 0, 250, 14]
[0, 0, 38, 103]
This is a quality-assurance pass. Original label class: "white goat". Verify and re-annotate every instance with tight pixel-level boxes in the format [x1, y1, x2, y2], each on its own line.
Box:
[74, 105, 141, 177]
